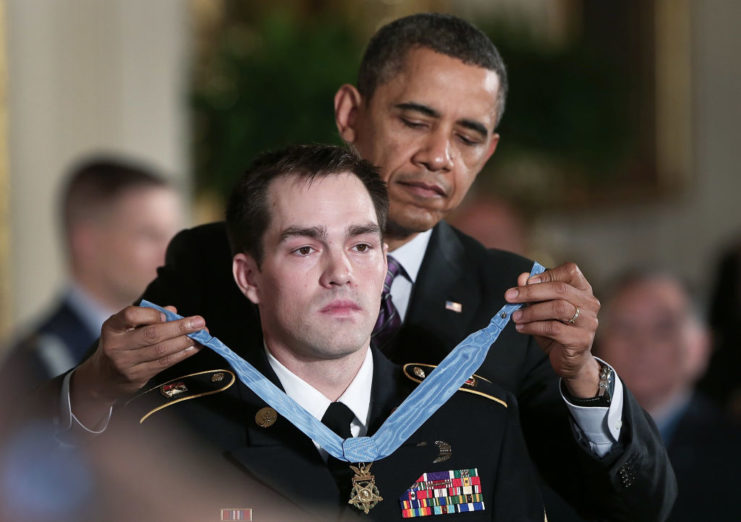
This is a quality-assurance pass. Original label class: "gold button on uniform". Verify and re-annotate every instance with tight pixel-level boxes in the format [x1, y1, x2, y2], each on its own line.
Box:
[255, 407, 278, 428]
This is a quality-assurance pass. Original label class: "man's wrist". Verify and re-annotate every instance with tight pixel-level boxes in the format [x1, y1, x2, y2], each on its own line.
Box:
[70, 360, 118, 425]
[562, 356, 601, 398]
[562, 358, 614, 407]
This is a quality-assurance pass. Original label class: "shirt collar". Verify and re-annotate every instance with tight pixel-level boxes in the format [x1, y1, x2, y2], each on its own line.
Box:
[265, 347, 374, 433]
[388, 228, 432, 284]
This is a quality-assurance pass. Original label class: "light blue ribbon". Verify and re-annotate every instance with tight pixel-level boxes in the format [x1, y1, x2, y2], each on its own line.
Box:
[141, 261, 545, 463]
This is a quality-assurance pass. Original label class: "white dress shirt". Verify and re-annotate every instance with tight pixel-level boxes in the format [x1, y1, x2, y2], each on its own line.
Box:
[267, 347, 373, 461]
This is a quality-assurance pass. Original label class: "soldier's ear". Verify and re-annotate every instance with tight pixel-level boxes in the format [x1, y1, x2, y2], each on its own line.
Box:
[233, 253, 261, 304]
[334, 84, 363, 144]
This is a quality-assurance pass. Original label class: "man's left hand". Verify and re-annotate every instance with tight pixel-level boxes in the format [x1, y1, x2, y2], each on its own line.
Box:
[505, 262, 602, 398]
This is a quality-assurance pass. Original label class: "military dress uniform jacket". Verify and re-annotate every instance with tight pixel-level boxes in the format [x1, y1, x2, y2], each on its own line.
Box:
[134, 221, 675, 521]
[126, 347, 545, 521]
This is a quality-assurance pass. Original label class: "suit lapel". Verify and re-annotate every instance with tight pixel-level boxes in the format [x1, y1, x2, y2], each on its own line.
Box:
[393, 222, 482, 364]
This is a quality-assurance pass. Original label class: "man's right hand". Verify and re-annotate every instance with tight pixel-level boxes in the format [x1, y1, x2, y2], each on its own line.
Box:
[70, 305, 204, 427]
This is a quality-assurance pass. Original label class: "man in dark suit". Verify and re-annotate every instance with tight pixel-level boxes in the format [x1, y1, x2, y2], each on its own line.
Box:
[596, 268, 741, 522]
[65, 13, 675, 521]
[121, 144, 545, 520]
[1, 157, 180, 384]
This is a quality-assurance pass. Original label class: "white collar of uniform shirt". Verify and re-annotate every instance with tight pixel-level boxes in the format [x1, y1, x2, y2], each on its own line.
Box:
[266, 346, 374, 461]
[386, 228, 432, 321]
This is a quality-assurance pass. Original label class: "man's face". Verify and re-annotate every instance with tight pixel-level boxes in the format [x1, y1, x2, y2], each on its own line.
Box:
[234, 173, 387, 362]
[93, 187, 180, 304]
[598, 279, 707, 409]
[347, 47, 501, 236]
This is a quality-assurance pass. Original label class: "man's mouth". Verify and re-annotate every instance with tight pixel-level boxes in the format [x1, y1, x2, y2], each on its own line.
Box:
[320, 300, 362, 315]
[396, 180, 447, 198]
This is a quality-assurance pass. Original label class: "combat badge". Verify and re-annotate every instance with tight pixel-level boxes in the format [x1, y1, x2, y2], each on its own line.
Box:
[348, 462, 383, 514]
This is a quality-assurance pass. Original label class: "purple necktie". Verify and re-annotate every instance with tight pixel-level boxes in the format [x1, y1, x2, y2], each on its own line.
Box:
[372, 255, 404, 349]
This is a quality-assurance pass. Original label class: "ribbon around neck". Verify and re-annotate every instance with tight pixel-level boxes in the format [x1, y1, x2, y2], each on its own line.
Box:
[141, 261, 545, 463]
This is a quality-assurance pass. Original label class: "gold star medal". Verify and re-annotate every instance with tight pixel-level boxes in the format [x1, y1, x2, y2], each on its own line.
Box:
[348, 463, 383, 514]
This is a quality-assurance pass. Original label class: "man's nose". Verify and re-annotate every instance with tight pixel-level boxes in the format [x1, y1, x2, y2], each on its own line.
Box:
[319, 249, 353, 287]
[413, 129, 453, 172]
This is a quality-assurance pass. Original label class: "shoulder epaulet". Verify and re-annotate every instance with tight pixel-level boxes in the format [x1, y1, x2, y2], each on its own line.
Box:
[127, 369, 236, 424]
[402, 363, 508, 408]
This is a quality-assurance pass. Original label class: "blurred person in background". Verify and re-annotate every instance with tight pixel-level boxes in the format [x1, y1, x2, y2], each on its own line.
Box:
[1, 157, 181, 385]
[698, 239, 741, 419]
[596, 268, 740, 522]
[447, 193, 529, 255]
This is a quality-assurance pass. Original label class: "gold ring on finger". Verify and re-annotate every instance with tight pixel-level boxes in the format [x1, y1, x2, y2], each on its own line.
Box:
[568, 306, 580, 326]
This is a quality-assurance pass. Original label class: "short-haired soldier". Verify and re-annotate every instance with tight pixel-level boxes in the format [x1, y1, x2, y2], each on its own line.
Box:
[63, 13, 675, 521]
[124, 144, 545, 520]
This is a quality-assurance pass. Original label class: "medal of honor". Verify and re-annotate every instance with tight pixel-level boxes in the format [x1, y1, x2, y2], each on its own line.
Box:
[348, 462, 383, 514]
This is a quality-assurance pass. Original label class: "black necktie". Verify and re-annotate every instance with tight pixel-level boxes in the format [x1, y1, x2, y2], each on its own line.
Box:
[321, 401, 355, 503]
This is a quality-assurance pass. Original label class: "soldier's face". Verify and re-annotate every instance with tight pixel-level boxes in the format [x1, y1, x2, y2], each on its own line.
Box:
[349, 48, 501, 236]
[234, 173, 387, 362]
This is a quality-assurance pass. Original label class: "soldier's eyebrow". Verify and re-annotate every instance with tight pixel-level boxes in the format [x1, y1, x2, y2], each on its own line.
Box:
[279, 226, 327, 242]
[395, 102, 489, 139]
[280, 223, 380, 242]
[348, 223, 381, 238]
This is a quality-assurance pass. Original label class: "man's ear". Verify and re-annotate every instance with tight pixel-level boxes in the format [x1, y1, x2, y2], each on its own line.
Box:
[334, 84, 363, 144]
[233, 253, 261, 305]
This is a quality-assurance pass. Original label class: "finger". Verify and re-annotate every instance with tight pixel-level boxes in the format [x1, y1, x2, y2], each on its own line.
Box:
[122, 335, 202, 366]
[109, 312, 206, 351]
[513, 301, 598, 331]
[105, 306, 167, 333]
[516, 272, 530, 287]
[125, 344, 203, 384]
[528, 262, 592, 292]
[164, 305, 178, 314]
[506, 280, 597, 312]
[514, 319, 594, 349]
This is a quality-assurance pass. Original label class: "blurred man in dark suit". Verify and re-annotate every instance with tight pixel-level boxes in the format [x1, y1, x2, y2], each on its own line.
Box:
[597, 268, 740, 522]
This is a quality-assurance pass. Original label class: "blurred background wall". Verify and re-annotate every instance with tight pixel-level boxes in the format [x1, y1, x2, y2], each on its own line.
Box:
[2, 0, 189, 339]
[1, 0, 740, 345]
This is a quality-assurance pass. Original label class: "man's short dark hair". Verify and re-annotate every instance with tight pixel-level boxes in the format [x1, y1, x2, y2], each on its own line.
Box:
[62, 156, 169, 237]
[358, 12, 508, 128]
[226, 144, 388, 264]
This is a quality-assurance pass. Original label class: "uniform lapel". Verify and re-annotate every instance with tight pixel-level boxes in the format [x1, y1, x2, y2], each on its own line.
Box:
[367, 347, 407, 433]
[225, 349, 341, 510]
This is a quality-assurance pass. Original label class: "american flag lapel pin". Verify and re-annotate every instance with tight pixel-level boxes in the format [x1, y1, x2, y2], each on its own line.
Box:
[445, 300, 463, 313]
